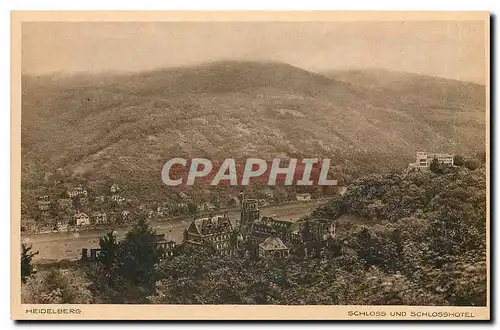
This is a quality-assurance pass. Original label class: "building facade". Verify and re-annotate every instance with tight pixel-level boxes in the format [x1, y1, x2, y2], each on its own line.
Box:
[156, 234, 178, 257]
[178, 198, 336, 259]
[37, 200, 51, 211]
[184, 214, 235, 255]
[74, 212, 90, 226]
[252, 217, 296, 239]
[81, 248, 101, 261]
[296, 193, 312, 201]
[409, 152, 454, 169]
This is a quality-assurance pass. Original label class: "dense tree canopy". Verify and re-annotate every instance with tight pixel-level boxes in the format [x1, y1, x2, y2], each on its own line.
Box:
[22, 268, 93, 304]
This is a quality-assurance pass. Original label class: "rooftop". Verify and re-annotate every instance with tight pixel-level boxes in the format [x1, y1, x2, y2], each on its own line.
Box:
[188, 215, 233, 235]
[259, 236, 288, 251]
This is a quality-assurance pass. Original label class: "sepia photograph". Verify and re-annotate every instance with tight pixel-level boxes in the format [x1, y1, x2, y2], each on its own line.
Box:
[11, 11, 490, 320]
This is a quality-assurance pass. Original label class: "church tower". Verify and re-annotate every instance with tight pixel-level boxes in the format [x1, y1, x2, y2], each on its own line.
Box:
[240, 194, 260, 234]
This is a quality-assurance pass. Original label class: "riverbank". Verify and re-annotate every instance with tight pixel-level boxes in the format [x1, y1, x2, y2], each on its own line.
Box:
[22, 199, 329, 262]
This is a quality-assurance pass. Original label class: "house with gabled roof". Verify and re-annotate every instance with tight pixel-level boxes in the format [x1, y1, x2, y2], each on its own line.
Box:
[74, 212, 90, 226]
[183, 214, 234, 255]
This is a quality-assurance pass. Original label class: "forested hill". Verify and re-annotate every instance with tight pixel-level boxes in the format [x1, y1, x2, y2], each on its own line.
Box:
[152, 163, 487, 306]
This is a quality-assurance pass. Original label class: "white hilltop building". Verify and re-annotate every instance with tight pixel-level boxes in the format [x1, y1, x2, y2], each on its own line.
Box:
[409, 152, 454, 170]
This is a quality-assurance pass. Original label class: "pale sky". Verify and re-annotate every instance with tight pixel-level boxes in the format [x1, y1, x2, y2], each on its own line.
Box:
[22, 21, 487, 83]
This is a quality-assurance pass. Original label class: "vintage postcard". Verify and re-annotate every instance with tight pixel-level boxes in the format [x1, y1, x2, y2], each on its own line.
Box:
[11, 11, 490, 320]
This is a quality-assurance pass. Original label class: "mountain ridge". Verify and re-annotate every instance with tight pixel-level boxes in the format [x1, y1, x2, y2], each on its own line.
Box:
[21, 60, 486, 198]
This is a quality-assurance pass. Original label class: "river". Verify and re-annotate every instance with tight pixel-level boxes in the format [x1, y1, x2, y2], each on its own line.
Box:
[21, 199, 328, 261]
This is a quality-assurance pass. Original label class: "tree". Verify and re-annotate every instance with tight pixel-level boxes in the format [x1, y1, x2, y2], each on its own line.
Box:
[115, 217, 163, 302]
[21, 244, 38, 283]
[187, 202, 199, 215]
[300, 219, 312, 242]
[89, 219, 164, 303]
[49, 202, 59, 219]
[89, 231, 120, 291]
[429, 157, 442, 174]
[152, 244, 232, 304]
[71, 197, 81, 211]
[98, 231, 119, 268]
[464, 159, 480, 170]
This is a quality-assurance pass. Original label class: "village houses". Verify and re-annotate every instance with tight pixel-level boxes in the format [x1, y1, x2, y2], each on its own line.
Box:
[121, 210, 131, 221]
[198, 201, 216, 212]
[296, 193, 312, 201]
[67, 186, 88, 198]
[112, 194, 126, 204]
[258, 199, 269, 207]
[37, 195, 51, 211]
[57, 221, 68, 232]
[91, 211, 108, 225]
[21, 218, 38, 232]
[110, 183, 120, 194]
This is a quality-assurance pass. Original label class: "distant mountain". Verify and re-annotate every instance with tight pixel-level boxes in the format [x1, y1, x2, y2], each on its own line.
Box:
[21, 61, 486, 198]
[323, 68, 485, 109]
